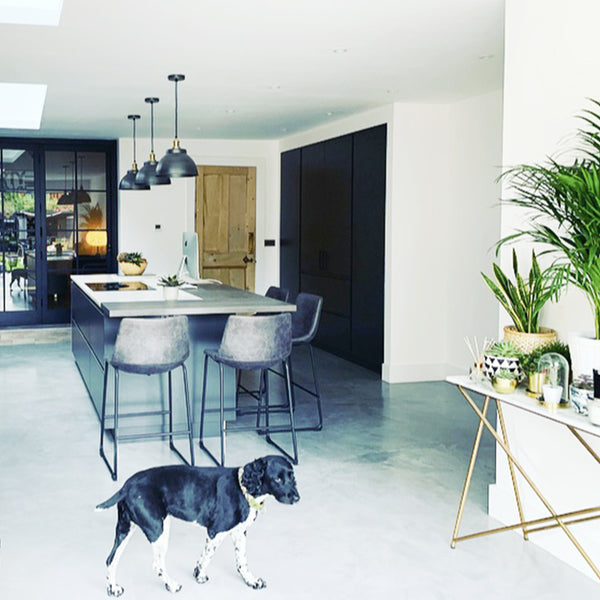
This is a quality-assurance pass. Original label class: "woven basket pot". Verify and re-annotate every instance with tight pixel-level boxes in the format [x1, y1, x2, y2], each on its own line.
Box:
[503, 325, 558, 354]
[119, 259, 147, 276]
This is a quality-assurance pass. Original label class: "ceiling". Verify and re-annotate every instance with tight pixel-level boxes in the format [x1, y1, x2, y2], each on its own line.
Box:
[0, 0, 505, 141]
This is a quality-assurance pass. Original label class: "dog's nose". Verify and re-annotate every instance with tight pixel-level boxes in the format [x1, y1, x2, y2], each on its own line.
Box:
[290, 489, 300, 503]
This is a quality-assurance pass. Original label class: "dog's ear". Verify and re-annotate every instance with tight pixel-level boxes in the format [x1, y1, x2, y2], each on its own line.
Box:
[241, 456, 267, 496]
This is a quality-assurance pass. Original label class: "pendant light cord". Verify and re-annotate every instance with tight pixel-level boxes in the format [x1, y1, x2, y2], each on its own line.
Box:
[174, 79, 179, 140]
[150, 102, 155, 154]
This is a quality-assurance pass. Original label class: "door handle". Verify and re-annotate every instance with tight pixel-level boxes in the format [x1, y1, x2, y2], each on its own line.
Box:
[243, 255, 254, 264]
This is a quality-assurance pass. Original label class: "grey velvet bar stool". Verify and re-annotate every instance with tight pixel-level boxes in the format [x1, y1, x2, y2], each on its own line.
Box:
[265, 285, 289, 302]
[199, 312, 298, 466]
[99, 316, 195, 480]
[269, 293, 324, 431]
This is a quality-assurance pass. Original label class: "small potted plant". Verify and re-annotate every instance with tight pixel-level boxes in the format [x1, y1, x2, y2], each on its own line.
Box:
[491, 368, 519, 394]
[158, 274, 183, 300]
[483, 339, 522, 381]
[481, 248, 559, 353]
[520, 340, 571, 398]
[117, 251, 147, 276]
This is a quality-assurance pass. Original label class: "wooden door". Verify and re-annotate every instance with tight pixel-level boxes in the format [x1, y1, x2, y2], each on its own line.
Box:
[195, 166, 256, 290]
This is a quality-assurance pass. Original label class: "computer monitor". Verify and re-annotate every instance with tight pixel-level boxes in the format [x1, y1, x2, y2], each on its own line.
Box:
[177, 232, 200, 280]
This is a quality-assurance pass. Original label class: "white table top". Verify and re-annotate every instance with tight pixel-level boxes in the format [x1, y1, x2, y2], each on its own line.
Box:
[446, 375, 600, 439]
[71, 274, 296, 318]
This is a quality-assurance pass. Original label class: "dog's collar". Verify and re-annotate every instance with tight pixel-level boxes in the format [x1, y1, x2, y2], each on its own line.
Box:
[238, 467, 265, 511]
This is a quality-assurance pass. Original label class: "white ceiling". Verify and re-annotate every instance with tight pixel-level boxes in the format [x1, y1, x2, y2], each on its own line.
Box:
[0, 0, 505, 141]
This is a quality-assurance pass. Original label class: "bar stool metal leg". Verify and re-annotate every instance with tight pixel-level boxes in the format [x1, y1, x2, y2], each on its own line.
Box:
[265, 358, 298, 465]
[199, 354, 221, 466]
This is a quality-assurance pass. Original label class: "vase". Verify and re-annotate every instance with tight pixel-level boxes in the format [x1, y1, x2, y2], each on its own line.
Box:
[119, 259, 147, 276]
[162, 286, 180, 301]
[492, 377, 518, 394]
[542, 384, 563, 405]
[503, 325, 558, 354]
[568, 331, 600, 379]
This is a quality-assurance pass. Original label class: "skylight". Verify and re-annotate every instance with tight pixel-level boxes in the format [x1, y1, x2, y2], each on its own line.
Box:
[0, 0, 63, 26]
[0, 83, 47, 129]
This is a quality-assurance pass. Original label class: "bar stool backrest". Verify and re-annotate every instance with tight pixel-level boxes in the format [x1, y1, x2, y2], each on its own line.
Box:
[292, 293, 323, 344]
[265, 286, 290, 302]
[218, 313, 292, 369]
[111, 316, 190, 375]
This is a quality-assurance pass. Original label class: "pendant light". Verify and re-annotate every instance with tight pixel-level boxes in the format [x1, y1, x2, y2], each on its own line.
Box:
[119, 114, 150, 190]
[156, 74, 198, 178]
[136, 97, 171, 186]
[73, 154, 91, 203]
[57, 164, 72, 205]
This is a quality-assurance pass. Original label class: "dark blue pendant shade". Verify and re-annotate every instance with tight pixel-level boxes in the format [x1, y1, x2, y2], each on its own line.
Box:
[156, 143, 197, 178]
[120, 166, 150, 190]
[157, 74, 197, 178]
[136, 157, 171, 185]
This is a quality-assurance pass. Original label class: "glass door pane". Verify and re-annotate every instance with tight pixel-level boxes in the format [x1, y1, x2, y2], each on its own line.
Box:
[0, 149, 36, 314]
[45, 151, 76, 313]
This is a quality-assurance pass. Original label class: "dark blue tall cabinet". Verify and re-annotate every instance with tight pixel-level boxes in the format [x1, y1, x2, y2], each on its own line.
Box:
[280, 124, 386, 372]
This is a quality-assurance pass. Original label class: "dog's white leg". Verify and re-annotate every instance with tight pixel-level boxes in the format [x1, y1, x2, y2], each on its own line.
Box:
[231, 530, 266, 589]
[151, 517, 181, 593]
[106, 523, 136, 597]
[193, 532, 226, 584]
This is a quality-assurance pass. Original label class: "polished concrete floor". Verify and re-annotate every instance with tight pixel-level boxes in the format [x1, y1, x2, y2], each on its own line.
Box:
[1, 341, 599, 599]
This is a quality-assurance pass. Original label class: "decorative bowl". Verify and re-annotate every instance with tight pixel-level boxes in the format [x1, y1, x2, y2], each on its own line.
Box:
[119, 259, 147, 276]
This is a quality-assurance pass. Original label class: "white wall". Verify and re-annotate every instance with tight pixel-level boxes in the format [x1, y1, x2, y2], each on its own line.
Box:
[280, 96, 503, 382]
[489, 0, 600, 578]
[117, 138, 280, 294]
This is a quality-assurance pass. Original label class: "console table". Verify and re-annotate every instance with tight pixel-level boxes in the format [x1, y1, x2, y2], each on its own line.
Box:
[447, 375, 600, 580]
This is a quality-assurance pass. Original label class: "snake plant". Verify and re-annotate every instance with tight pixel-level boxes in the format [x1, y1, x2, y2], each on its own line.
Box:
[482, 248, 559, 333]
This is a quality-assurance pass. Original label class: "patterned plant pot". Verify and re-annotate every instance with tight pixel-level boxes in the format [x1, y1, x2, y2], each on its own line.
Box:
[483, 353, 521, 381]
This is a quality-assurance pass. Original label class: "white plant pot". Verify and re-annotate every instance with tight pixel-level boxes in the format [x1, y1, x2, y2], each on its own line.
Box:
[162, 287, 180, 301]
[542, 384, 563, 405]
[588, 399, 600, 426]
[568, 331, 600, 379]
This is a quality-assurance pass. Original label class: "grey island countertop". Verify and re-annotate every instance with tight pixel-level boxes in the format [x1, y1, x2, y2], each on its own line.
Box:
[71, 274, 294, 318]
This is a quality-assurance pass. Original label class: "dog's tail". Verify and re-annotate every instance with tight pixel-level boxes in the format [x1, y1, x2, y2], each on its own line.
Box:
[95, 489, 125, 512]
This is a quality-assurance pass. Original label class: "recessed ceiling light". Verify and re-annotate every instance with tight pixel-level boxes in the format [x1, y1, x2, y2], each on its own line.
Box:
[478, 54, 495, 60]
[326, 111, 334, 116]
[225, 108, 236, 114]
[332, 48, 348, 54]
[0, 82, 47, 129]
[0, 0, 63, 26]
[268, 85, 281, 91]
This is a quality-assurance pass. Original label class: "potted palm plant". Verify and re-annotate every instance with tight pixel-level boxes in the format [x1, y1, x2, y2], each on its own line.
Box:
[481, 248, 559, 353]
[497, 98, 600, 378]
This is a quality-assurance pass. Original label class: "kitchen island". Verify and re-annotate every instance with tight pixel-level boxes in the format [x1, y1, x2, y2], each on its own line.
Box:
[71, 274, 294, 438]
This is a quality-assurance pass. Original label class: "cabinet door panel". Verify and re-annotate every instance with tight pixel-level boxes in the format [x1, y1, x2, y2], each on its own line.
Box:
[280, 149, 301, 300]
[300, 135, 352, 279]
[351, 124, 387, 370]
[300, 273, 350, 317]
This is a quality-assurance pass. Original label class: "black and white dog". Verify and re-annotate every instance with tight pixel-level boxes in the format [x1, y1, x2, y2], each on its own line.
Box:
[96, 455, 299, 597]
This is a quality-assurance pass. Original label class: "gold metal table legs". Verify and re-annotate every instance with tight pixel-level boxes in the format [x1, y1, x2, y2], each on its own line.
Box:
[451, 385, 600, 580]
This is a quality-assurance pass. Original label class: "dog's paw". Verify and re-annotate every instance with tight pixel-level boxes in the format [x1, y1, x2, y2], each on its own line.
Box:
[193, 566, 209, 584]
[165, 581, 182, 593]
[107, 583, 125, 597]
[247, 577, 267, 590]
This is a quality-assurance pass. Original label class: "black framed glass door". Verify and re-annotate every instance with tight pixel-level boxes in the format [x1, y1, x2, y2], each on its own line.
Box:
[0, 138, 117, 327]
[0, 148, 39, 325]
